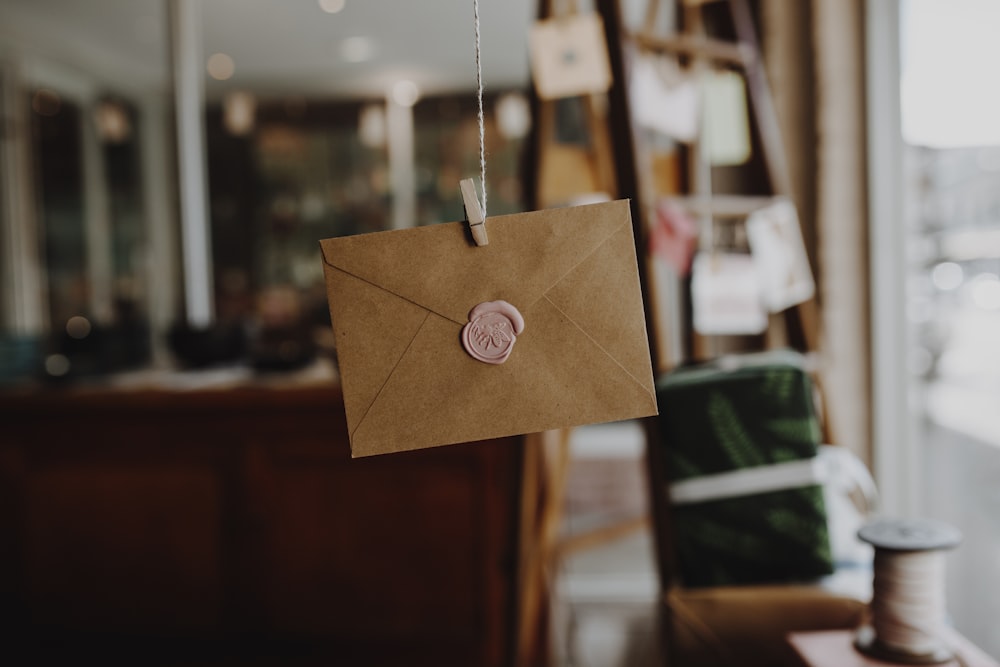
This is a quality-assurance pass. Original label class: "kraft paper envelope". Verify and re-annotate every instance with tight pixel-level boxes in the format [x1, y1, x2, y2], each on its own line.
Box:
[319, 199, 658, 457]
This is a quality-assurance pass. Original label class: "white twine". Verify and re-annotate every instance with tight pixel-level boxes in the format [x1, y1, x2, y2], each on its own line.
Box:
[473, 0, 487, 217]
[871, 549, 949, 655]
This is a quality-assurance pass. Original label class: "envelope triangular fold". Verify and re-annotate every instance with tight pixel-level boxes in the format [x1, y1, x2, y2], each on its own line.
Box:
[319, 201, 630, 325]
[352, 298, 657, 457]
[544, 221, 655, 392]
[323, 263, 430, 436]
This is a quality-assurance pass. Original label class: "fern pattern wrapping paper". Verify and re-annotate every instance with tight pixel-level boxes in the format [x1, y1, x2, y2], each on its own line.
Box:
[655, 350, 834, 588]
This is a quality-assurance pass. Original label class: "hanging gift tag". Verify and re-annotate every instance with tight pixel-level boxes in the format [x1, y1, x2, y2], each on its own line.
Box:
[529, 13, 613, 100]
[702, 70, 752, 166]
[746, 199, 815, 312]
[631, 53, 701, 142]
[691, 252, 767, 335]
[649, 198, 699, 276]
[320, 200, 657, 457]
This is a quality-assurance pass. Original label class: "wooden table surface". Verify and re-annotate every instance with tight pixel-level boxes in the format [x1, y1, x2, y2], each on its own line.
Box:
[788, 629, 999, 667]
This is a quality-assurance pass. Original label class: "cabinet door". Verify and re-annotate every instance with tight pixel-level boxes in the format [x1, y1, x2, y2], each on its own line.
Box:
[251, 438, 521, 666]
[21, 466, 223, 634]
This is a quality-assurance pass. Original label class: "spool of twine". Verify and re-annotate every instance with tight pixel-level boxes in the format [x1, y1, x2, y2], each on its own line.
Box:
[855, 518, 962, 665]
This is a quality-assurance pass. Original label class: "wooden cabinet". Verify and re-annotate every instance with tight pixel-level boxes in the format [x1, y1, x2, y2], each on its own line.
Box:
[0, 385, 523, 666]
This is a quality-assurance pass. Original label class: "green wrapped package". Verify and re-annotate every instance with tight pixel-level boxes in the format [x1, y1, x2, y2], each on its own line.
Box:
[655, 350, 834, 588]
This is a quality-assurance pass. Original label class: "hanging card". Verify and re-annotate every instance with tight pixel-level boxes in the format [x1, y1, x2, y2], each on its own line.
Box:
[702, 70, 752, 166]
[691, 252, 767, 335]
[529, 13, 613, 100]
[746, 199, 815, 312]
[631, 53, 701, 142]
[319, 200, 658, 457]
[649, 198, 699, 276]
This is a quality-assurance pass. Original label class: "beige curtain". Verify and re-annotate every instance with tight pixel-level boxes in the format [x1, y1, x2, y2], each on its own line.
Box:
[764, 0, 872, 464]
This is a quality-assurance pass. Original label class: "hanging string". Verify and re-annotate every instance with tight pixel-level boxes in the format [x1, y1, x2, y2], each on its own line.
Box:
[473, 0, 487, 217]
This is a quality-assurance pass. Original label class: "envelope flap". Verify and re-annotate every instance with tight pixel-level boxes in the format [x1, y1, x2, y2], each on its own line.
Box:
[319, 200, 631, 324]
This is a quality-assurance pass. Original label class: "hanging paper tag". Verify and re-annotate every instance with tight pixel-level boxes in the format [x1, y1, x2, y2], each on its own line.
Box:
[691, 252, 767, 335]
[529, 13, 613, 100]
[631, 54, 701, 142]
[702, 70, 752, 166]
[746, 200, 815, 312]
[649, 198, 699, 276]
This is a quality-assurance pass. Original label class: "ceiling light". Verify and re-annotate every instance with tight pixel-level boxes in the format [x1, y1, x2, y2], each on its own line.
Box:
[223, 91, 256, 136]
[391, 80, 420, 107]
[358, 104, 386, 148]
[340, 36, 374, 63]
[94, 100, 131, 143]
[206, 53, 235, 80]
[318, 0, 346, 13]
[496, 92, 531, 140]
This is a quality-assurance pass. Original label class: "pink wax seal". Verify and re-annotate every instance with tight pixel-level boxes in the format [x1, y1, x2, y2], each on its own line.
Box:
[461, 301, 525, 365]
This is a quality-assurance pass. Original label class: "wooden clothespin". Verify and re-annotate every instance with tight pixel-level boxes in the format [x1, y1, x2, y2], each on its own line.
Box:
[460, 178, 489, 247]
